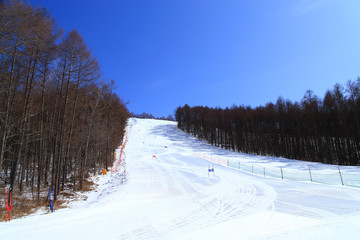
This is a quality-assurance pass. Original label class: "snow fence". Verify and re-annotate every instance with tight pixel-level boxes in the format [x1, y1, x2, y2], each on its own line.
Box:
[111, 132, 128, 176]
[195, 153, 360, 188]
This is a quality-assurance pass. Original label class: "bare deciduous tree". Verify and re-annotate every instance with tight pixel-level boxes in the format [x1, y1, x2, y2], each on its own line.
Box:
[0, 0, 129, 206]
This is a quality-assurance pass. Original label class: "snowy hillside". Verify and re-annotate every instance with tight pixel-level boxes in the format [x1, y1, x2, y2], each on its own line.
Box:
[1, 118, 360, 240]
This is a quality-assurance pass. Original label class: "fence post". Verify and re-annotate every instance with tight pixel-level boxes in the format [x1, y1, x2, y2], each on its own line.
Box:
[5, 187, 12, 222]
[264, 167, 266, 177]
[338, 167, 344, 186]
[252, 165, 253, 174]
[308, 166, 313, 182]
[48, 186, 53, 213]
[9, 191, 11, 221]
[239, 161, 241, 169]
[281, 167, 283, 180]
[5, 188, 7, 222]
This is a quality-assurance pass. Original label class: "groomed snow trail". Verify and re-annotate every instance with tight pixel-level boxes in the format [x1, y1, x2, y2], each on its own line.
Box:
[1, 118, 360, 240]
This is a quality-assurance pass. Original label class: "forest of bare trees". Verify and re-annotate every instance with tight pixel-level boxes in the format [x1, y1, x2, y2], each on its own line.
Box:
[131, 112, 174, 121]
[0, 0, 129, 203]
[176, 80, 360, 166]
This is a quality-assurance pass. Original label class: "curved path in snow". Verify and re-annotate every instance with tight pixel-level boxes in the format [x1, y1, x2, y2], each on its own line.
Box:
[1, 118, 360, 240]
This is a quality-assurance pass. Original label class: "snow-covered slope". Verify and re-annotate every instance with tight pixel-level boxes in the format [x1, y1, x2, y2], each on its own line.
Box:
[1, 118, 360, 240]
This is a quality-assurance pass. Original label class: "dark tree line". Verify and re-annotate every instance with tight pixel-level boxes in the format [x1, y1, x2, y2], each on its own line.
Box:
[176, 79, 360, 166]
[0, 0, 129, 202]
[131, 112, 174, 121]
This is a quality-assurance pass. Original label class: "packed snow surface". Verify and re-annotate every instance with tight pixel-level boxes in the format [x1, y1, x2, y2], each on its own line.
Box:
[1, 118, 360, 240]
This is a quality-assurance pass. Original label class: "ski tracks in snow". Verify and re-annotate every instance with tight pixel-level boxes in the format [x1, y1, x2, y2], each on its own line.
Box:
[3, 118, 360, 240]
[116, 118, 277, 239]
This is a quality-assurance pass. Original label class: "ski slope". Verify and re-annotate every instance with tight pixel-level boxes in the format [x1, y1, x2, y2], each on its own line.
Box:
[1, 118, 360, 240]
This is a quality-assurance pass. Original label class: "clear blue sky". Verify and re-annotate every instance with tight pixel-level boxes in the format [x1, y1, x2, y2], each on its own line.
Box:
[30, 0, 360, 117]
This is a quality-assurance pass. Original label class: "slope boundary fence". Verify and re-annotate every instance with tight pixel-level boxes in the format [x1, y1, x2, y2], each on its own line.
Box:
[194, 153, 360, 188]
[111, 132, 128, 174]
